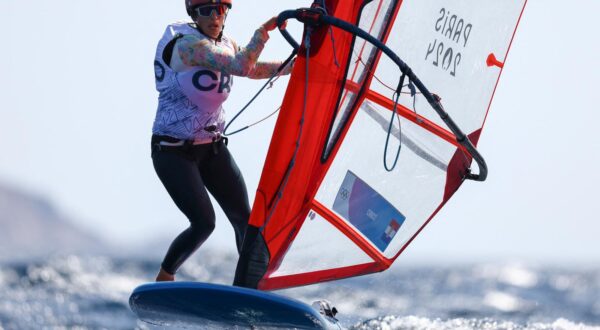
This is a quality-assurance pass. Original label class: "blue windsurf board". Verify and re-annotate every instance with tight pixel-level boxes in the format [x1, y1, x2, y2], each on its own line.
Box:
[129, 281, 342, 329]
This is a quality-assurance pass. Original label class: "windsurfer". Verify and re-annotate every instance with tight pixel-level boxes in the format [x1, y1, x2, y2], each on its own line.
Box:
[150, 0, 293, 282]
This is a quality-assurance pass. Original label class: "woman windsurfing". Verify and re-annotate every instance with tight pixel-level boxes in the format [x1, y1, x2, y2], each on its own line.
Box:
[150, 0, 292, 282]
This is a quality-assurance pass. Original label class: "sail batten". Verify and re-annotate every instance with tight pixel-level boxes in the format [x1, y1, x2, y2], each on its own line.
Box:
[312, 199, 388, 264]
[350, 81, 465, 150]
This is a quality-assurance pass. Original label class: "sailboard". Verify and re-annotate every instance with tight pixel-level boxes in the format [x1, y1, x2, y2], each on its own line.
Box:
[129, 282, 342, 329]
[233, 0, 528, 290]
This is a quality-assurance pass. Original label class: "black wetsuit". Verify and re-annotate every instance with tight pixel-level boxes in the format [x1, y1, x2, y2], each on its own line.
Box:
[151, 135, 250, 275]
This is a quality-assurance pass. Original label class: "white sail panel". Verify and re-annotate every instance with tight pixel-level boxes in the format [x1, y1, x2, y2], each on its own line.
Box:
[370, 0, 526, 134]
[315, 101, 457, 258]
[270, 210, 375, 277]
[324, 0, 396, 157]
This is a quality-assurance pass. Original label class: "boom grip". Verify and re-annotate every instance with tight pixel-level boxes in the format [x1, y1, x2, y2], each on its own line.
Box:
[277, 10, 300, 51]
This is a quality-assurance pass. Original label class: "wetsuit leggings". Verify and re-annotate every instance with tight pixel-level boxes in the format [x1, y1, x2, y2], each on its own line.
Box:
[151, 139, 250, 275]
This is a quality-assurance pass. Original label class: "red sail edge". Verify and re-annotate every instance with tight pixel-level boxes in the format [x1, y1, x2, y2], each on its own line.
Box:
[242, 0, 380, 290]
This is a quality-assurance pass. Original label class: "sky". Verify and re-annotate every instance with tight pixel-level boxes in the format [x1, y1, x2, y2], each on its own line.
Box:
[1, 0, 598, 265]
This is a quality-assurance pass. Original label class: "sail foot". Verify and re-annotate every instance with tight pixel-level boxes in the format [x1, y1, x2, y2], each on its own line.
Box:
[233, 225, 270, 289]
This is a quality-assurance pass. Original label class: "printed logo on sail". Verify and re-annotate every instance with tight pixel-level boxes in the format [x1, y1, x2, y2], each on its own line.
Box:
[425, 8, 473, 77]
[381, 219, 401, 244]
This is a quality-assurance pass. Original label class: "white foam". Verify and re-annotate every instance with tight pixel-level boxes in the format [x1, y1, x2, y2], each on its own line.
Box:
[351, 316, 600, 330]
[550, 318, 600, 330]
[498, 265, 538, 288]
[483, 291, 523, 312]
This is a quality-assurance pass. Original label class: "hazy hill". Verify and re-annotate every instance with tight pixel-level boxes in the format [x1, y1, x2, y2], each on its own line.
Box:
[0, 182, 107, 261]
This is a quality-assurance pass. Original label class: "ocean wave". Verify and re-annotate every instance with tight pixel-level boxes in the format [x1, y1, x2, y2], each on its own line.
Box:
[0, 254, 598, 329]
[351, 316, 600, 330]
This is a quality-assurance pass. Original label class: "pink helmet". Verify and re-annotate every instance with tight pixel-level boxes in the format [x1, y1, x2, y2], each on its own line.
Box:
[185, 0, 233, 16]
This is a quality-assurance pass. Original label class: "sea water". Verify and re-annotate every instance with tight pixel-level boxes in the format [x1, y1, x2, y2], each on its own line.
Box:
[0, 250, 598, 330]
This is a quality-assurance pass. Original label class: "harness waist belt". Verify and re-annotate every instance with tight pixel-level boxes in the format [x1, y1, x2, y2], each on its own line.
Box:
[152, 134, 223, 146]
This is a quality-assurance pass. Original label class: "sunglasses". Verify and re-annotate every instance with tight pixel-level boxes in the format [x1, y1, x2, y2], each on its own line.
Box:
[193, 4, 230, 17]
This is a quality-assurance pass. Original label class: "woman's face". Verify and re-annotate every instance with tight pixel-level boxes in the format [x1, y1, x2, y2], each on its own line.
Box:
[194, 6, 227, 39]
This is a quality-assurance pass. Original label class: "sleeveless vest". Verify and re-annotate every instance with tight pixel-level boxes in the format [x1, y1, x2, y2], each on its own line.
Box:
[152, 22, 234, 141]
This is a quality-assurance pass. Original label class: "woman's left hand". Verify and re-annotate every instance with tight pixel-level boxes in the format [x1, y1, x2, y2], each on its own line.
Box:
[262, 16, 287, 32]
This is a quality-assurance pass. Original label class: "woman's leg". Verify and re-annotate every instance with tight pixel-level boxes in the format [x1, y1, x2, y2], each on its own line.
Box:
[152, 149, 216, 279]
[201, 142, 251, 254]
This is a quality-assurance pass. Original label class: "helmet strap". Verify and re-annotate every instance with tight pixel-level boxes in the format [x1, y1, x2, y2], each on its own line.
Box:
[217, 27, 224, 42]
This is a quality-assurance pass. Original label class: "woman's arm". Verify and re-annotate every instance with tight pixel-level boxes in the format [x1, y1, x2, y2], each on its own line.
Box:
[174, 17, 293, 78]
[176, 26, 270, 76]
[247, 60, 294, 79]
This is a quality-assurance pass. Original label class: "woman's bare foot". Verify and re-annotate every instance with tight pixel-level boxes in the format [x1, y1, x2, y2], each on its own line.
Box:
[155, 268, 175, 282]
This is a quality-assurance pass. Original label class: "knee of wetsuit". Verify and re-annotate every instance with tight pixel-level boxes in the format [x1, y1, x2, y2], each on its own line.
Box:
[190, 220, 215, 237]
[229, 210, 250, 228]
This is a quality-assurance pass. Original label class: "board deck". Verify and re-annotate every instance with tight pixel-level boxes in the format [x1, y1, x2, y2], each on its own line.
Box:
[129, 282, 342, 329]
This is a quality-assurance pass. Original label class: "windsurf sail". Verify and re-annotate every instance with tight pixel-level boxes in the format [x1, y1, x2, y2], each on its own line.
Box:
[234, 0, 527, 290]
